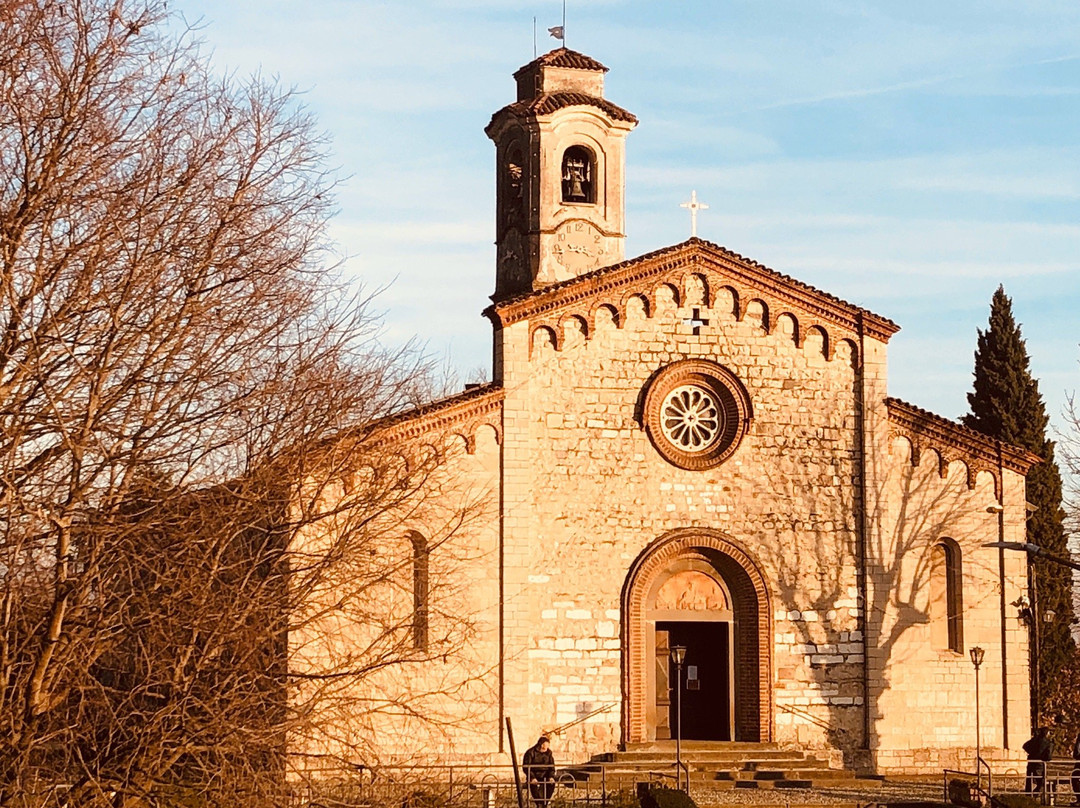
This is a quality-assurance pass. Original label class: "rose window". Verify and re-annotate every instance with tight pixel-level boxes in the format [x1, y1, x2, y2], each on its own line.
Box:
[660, 385, 722, 452]
[642, 360, 752, 470]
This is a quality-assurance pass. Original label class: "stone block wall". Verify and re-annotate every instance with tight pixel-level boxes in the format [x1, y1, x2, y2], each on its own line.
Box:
[289, 425, 503, 769]
[290, 248, 1033, 775]
[867, 438, 1031, 773]
[498, 271, 870, 762]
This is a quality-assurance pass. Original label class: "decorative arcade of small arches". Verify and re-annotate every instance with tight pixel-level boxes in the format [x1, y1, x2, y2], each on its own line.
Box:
[524, 262, 861, 365]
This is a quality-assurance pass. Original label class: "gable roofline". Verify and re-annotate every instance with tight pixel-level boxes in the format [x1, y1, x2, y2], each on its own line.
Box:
[885, 397, 1042, 476]
[512, 48, 609, 78]
[363, 383, 504, 448]
[484, 238, 900, 342]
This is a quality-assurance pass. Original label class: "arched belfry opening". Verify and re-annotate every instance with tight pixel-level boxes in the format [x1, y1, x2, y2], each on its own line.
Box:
[501, 143, 525, 229]
[561, 145, 595, 204]
[622, 529, 772, 744]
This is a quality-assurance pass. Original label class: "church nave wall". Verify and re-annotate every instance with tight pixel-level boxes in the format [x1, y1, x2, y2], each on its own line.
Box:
[288, 421, 505, 769]
[863, 436, 1031, 773]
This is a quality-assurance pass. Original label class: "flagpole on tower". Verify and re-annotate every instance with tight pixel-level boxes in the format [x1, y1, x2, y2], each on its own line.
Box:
[533, 16, 537, 58]
[547, 2, 566, 46]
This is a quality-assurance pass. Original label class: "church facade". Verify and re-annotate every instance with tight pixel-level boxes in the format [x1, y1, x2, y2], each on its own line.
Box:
[297, 49, 1039, 775]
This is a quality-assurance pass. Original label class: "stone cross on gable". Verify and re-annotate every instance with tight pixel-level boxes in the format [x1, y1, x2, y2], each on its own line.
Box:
[680, 190, 709, 238]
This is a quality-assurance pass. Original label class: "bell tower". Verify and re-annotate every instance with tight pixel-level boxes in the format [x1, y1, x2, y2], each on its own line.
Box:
[485, 48, 637, 300]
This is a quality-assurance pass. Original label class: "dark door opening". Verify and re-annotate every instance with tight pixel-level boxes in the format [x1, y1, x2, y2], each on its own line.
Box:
[657, 621, 732, 741]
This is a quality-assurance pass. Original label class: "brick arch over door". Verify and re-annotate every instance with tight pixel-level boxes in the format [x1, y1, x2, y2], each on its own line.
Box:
[621, 528, 772, 744]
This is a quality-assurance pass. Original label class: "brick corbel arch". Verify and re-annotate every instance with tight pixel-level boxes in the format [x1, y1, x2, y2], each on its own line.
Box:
[621, 528, 772, 744]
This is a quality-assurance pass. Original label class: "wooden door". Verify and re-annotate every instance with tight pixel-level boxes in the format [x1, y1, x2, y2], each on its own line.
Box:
[655, 628, 671, 740]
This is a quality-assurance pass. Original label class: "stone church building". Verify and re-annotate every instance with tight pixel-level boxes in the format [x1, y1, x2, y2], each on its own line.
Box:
[295, 49, 1040, 776]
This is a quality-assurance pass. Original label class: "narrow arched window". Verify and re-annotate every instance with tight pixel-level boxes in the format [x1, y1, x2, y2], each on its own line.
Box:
[502, 145, 525, 227]
[408, 531, 429, 651]
[930, 540, 963, 653]
[561, 145, 595, 204]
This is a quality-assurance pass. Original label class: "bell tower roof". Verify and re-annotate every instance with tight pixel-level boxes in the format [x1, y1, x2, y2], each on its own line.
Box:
[510, 47, 613, 103]
[486, 48, 636, 138]
[513, 48, 609, 78]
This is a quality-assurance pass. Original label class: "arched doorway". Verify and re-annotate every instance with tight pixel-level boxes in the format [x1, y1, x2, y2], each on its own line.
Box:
[622, 529, 772, 744]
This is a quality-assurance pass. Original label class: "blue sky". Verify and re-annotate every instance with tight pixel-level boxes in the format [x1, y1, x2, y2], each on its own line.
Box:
[175, 1, 1079, 435]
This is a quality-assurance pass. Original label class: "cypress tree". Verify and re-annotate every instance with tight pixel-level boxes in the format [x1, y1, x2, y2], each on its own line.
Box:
[964, 285, 1074, 725]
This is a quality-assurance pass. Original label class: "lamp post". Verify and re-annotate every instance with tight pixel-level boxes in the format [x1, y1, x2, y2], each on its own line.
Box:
[671, 645, 687, 791]
[970, 646, 985, 783]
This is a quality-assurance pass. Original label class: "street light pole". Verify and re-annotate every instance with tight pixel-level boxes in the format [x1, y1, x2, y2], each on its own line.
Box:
[1030, 559, 1040, 726]
[983, 541, 1080, 573]
[671, 645, 687, 792]
[970, 646, 985, 788]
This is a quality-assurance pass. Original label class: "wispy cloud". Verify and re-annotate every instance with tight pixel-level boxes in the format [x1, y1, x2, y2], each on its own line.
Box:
[174, 0, 1080, 432]
[755, 74, 963, 110]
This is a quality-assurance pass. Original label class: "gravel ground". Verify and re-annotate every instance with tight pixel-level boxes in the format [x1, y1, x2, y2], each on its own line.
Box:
[690, 778, 945, 806]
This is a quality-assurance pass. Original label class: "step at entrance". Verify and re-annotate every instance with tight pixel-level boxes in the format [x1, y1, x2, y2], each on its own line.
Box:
[561, 743, 880, 792]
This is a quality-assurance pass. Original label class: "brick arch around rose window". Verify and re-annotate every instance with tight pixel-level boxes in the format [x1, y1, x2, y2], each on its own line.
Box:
[621, 528, 772, 744]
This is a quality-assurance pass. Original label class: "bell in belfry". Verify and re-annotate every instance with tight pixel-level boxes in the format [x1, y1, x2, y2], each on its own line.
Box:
[562, 153, 591, 202]
[568, 172, 585, 200]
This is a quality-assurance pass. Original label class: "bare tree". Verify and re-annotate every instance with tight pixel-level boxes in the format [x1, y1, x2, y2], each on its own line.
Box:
[0, 2, 488, 805]
[1063, 391, 1080, 537]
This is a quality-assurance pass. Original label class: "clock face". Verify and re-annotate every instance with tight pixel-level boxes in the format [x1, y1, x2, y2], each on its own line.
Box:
[553, 220, 604, 278]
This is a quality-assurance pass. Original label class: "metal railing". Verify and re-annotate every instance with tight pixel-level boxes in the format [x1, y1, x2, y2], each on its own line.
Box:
[944, 759, 1080, 806]
[292, 761, 686, 808]
[544, 702, 619, 740]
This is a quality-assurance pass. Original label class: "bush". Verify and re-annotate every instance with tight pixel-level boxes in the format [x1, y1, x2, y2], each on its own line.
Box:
[636, 784, 697, 808]
[401, 790, 441, 808]
[605, 790, 643, 808]
[947, 778, 979, 808]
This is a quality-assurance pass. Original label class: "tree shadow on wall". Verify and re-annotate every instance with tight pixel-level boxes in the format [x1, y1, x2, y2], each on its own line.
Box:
[757, 415, 1006, 772]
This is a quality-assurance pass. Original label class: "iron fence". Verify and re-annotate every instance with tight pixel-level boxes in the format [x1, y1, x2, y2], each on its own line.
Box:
[293, 762, 681, 808]
[944, 759, 1080, 806]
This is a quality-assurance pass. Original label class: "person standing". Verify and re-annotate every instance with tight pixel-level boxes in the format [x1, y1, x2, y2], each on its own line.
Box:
[523, 735, 556, 808]
[1024, 727, 1053, 795]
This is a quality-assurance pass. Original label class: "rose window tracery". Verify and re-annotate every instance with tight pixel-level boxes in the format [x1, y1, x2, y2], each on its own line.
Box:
[660, 385, 722, 452]
[643, 360, 752, 470]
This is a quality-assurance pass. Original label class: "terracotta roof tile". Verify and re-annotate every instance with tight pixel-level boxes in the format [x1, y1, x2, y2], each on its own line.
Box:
[487, 92, 637, 133]
[368, 383, 503, 434]
[885, 396, 1042, 475]
[513, 48, 609, 78]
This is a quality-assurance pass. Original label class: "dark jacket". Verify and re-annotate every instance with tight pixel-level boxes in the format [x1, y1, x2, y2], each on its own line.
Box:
[1024, 733, 1053, 761]
[523, 744, 555, 781]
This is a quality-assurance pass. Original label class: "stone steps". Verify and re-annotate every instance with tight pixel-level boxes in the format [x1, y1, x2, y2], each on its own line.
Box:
[596, 750, 816, 764]
[562, 743, 879, 792]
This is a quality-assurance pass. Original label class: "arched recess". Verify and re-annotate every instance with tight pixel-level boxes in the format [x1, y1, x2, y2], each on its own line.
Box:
[592, 302, 620, 331]
[561, 144, 596, 203]
[930, 538, 963, 654]
[407, 530, 429, 651]
[622, 528, 772, 745]
[530, 325, 559, 355]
